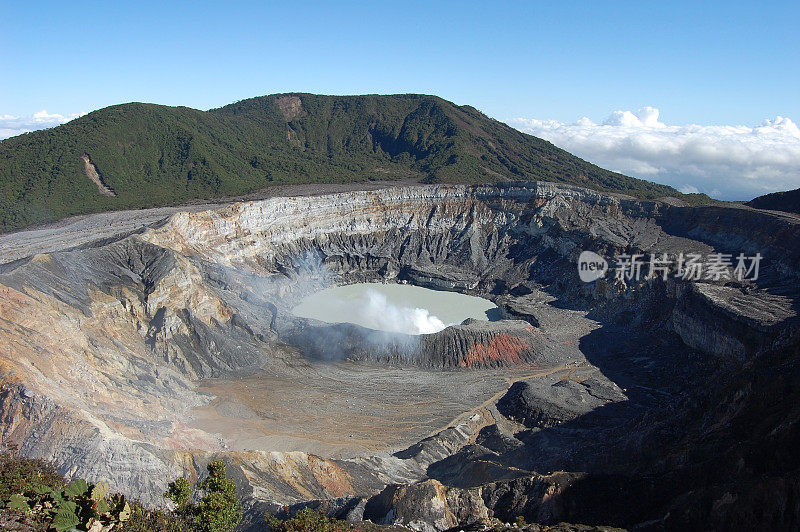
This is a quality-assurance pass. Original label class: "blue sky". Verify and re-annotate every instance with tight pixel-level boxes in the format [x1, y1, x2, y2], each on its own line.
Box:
[1, 1, 799, 199]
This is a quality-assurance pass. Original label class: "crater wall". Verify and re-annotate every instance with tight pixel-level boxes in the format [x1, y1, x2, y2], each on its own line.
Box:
[0, 182, 798, 529]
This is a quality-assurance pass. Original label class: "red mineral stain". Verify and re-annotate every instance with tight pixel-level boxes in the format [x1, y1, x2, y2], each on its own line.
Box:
[460, 334, 527, 368]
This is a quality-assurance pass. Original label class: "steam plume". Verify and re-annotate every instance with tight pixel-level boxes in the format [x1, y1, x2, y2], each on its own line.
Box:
[353, 289, 450, 335]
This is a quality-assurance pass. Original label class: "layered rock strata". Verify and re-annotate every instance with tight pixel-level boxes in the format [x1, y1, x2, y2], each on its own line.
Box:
[0, 182, 798, 530]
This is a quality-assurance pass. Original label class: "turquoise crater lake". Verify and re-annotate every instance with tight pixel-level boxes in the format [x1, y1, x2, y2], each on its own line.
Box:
[292, 283, 500, 335]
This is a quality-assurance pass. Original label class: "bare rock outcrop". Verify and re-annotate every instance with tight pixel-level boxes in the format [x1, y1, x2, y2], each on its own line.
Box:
[0, 182, 798, 529]
[497, 375, 626, 429]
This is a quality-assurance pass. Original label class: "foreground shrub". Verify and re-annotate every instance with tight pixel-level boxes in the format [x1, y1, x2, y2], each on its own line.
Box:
[120, 503, 193, 531]
[0, 449, 64, 503]
[195, 461, 242, 532]
[1, 472, 132, 531]
[165, 460, 242, 532]
[266, 507, 349, 532]
[0, 451, 232, 532]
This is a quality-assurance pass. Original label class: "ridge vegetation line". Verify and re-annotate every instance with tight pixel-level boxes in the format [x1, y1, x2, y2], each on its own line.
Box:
[0, 93, 713, 233]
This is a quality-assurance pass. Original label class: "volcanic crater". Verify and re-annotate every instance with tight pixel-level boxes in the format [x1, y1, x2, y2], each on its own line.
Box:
[0, 182, 798, 530]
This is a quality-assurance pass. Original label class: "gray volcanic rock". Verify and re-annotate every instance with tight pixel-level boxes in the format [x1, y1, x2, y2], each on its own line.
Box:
[0, 182, 799, 530]
[497, 375, 627, 428]
[364, 478, 490, 531]
[286, 319, 558, 368]
[475, 425, 524, 454]
[363, 472, 585, 530]
[671, 281, 795, 361]
[481, 473, 584, 525]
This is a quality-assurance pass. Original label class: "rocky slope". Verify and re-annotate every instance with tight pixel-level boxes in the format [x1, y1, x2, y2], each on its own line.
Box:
[0, 182, 798, 530]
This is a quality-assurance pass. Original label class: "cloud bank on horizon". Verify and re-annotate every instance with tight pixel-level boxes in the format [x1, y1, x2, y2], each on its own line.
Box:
[0, 110, 85, 140]
[507, 108, 800, 201]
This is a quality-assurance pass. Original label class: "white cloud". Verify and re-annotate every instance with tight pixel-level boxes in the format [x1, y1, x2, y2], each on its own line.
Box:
[0, 110, 85, 140]
[506, 108, 800, 201]
[604, 106, 665, 128]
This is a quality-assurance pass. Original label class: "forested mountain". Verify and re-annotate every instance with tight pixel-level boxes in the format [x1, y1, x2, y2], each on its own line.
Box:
[747, 187, 800, 215]
[0, 93, 684, 232]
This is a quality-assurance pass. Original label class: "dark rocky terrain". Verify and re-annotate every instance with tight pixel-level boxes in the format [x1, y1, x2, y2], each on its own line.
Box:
[0, 182, 797, 531]
[747, 186, 800, 215]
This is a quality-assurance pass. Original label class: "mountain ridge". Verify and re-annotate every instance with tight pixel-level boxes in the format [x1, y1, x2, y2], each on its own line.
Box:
[747, 186, 800, 215]
[0, 93, 690, 232]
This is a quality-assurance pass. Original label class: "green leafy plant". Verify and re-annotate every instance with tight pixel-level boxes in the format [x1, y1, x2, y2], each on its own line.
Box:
[0, 447, 65, 503]
[266, 507, 349, 532]
[6, 493, 31, 512]
[1, 476, 132, 531]
[0, 451, 197, 531]
[119, 503, 192, 532]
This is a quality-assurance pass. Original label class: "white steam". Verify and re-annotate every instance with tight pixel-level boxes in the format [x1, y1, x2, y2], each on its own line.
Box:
[292, 281, 497, 336]
[352, 289, 450, 335]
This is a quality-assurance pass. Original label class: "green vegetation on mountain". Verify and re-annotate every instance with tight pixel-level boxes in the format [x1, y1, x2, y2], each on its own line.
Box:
[746, 187, 800, 215]
[0, 93, 685, 232]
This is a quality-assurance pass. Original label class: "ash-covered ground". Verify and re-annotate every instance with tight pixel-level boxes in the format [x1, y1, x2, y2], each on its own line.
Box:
[1, 182, 798, 531]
